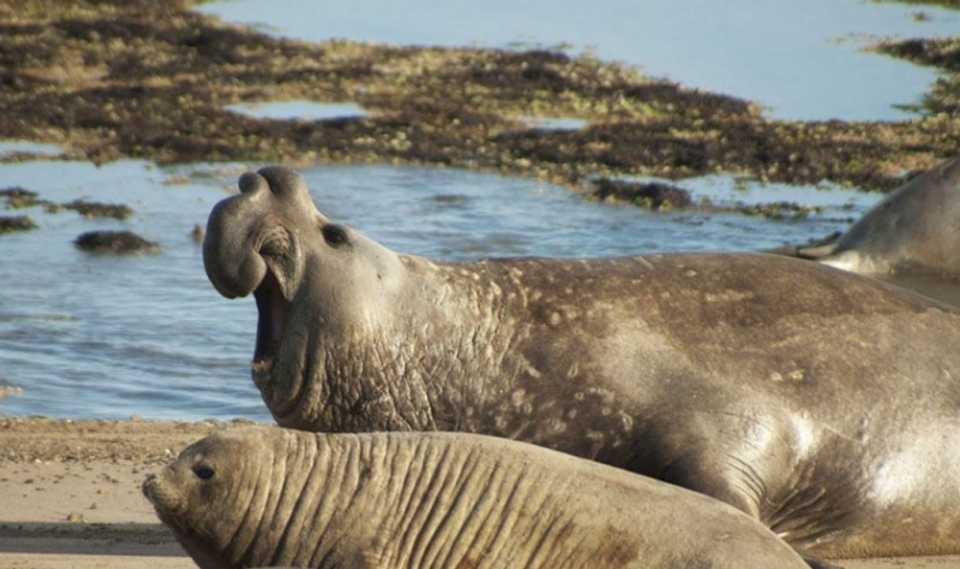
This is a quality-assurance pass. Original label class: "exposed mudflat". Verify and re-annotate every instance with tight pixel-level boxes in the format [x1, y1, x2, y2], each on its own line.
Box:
[1, 0, 957, 192]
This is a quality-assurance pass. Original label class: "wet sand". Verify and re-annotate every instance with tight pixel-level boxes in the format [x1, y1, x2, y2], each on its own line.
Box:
[0, 417, 956, 569]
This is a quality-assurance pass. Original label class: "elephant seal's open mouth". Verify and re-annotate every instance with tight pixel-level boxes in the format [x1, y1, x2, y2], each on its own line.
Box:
[252, 265, 289, 390]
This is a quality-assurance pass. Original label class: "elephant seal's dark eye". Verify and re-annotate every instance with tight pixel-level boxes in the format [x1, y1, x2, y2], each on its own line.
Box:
[322, 224, 349, 247]
[193, 465, 215, 480]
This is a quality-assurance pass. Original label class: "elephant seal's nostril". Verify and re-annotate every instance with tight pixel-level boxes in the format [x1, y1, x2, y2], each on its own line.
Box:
[239, 172, 268, 195]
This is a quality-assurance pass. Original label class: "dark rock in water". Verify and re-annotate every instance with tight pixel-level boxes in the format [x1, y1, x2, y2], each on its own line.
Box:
[74, 230, 160, 254]
[0, 215, 37, 234]
[63, 200, 133, 220]
[591, 178, 693, 210]
[191, 224, 205, 242]
[431, 193, 469, 205]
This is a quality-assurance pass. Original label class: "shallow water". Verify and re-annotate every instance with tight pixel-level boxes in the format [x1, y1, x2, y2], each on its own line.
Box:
[0, 140, 63, 159]
[520, 116, 589, 131]
[0, 159, 887, 420]
[198, 0, 959, 121]
[225, 101, 368, 121]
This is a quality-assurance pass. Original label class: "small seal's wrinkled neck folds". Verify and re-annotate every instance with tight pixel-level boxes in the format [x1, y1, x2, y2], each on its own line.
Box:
[144, 429, 581, 569]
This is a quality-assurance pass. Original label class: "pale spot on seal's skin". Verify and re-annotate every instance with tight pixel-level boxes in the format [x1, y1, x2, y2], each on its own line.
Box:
[685, 269, 698, 277]
[788, 415, 817, 457]
[869, 445, 933, 507]
[770, 370, 805, 382]
[705, 290, 756, 303]
[548, 312, 562, 326]
[548, 419, 567, 434]
[511, 389, 527, 408]
[517, 356, 542, 379]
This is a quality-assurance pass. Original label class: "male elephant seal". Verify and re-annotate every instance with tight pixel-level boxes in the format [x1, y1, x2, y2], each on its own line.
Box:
[799, 154, 960, 279]
[143, 426, 809, 569]
[204, 166, 960, 559]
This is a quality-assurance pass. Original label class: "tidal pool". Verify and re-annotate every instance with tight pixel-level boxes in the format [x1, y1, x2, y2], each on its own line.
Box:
[0, 140, 63, 158]
[520, 117, 590, 131]
[198, 0, 959, 121]
[225, 101, 368, 121]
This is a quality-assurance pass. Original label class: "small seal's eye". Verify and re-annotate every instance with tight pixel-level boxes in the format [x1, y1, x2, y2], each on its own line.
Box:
[193, 465, 215, 481]
[322, 224, 349, 248]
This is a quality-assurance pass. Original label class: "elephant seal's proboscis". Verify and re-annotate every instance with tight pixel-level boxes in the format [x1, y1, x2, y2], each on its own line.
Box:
[203, 166, 960, 559]
[143, 427, 809, 569]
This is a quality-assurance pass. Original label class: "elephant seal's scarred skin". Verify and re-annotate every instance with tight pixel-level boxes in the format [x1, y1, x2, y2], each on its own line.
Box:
[143, 427, 809, 569]
[816, 155, 960, 278]
[204, 167, 960, 559]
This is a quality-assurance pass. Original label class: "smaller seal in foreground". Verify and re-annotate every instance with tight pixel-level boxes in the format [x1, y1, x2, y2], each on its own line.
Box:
[143, 426, 809, 569]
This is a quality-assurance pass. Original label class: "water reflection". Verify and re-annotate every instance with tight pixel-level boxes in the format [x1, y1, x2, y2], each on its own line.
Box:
[0, 140, 63, 158]
[225, 101, 368, 121]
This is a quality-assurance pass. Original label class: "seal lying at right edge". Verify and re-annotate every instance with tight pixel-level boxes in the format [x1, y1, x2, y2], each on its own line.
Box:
[794, 154, 960, 278]
[143, 426, 809, 569]
[203, 166, 960, 560]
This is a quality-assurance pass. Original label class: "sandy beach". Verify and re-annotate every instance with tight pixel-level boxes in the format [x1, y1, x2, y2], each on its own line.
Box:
[0, 416, 955, 569]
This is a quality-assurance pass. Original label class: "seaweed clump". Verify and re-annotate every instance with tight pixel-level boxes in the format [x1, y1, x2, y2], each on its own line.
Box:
[0, 215, 38, 234]
[63, 200, 133, 220]
[730, 201, 825, 221]
[74, 230, 159, 254]
[590, 178, 693, 210]
[0, 186, 44, 208]
[873, 36, 960, 116]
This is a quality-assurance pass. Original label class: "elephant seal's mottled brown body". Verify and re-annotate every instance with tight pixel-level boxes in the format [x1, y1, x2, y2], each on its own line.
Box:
[143, 427, 809, 569]
[816, 155, 960, 278]
[203, 167, 960, 558]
